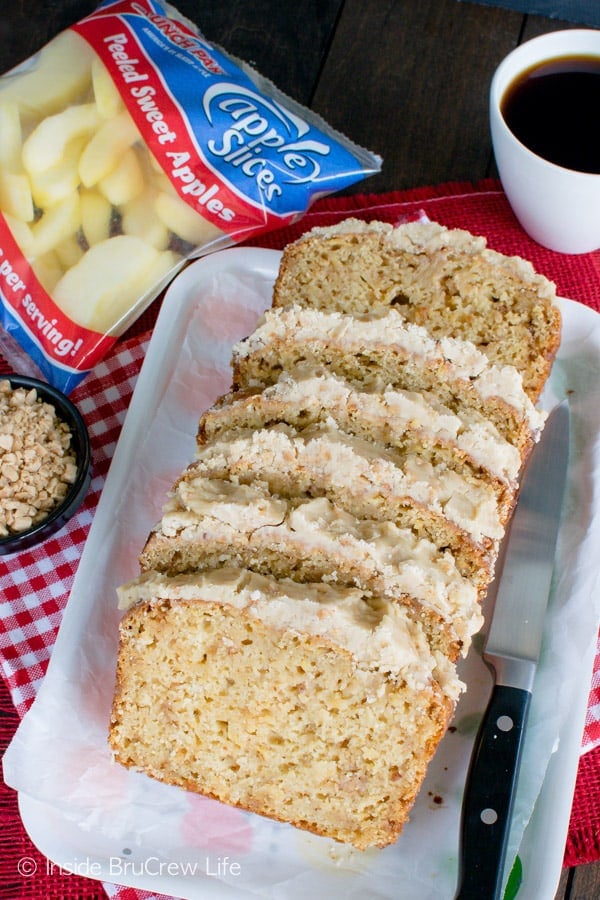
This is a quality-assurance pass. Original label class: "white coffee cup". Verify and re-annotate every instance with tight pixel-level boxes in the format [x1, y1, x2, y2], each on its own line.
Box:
[490, 29, 600, 254]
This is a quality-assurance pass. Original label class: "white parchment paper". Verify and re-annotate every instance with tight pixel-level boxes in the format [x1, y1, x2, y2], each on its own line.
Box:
[4, 248, 600, 900]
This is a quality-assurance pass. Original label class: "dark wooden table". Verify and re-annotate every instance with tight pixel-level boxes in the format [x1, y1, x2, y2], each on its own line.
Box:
[0, 2, 598, 899]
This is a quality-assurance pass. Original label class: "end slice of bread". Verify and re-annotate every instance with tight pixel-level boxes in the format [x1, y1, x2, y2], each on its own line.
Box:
[109, 568, 459, 850]
[272, 219, 561, 400]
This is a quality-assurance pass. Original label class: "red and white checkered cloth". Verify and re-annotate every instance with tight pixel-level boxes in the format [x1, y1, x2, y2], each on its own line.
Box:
[0, 335, 148, 715]
[2, 182, 600, 898]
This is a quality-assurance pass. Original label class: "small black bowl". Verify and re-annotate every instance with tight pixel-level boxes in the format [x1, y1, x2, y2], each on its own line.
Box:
[0, 375, 92, 555]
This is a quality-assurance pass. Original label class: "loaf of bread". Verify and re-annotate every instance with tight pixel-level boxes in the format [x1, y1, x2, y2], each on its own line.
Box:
[108, 219, 561, 850]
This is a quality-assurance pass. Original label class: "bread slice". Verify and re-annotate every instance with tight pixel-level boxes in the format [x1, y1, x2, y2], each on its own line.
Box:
[198, 371, 522, 490]
[139, 475, 483, 658]
[272, 219, 561, 399]
[109, 567, 460, 850]
[190, 422, 505, 582]
[231, 305, 546, 455]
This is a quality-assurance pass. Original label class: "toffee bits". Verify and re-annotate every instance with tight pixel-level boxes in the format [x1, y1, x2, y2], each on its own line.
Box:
[0, 380, 78, 535]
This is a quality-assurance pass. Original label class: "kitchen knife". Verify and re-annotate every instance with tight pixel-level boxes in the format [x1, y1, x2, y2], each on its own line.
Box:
[455, 400, 570, 900]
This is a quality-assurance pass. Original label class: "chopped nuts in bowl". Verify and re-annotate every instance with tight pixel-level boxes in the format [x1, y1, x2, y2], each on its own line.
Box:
[0, 375, 91, 554]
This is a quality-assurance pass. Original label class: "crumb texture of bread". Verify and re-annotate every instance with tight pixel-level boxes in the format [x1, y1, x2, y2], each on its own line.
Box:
[109, 217, 560, 851]
[110, 591, 453, 851]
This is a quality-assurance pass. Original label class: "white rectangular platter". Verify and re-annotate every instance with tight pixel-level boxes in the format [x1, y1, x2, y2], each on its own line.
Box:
[4, 247, 600, 900]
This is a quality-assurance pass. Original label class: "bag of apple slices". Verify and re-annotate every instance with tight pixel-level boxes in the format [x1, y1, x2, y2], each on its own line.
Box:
[0, 0, 380, 393]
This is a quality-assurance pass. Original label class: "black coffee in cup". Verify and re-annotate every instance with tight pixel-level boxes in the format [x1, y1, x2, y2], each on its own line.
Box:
[500, 55, 600, 174]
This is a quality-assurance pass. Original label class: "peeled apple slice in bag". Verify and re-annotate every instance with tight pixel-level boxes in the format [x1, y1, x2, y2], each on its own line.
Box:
[52, 236, 178, 333]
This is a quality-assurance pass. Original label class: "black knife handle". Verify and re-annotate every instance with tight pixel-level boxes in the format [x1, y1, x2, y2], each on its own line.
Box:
[455, 684, 531, 900]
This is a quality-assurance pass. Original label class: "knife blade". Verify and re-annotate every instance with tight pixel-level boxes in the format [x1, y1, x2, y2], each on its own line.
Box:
[455, 400, 570, 900]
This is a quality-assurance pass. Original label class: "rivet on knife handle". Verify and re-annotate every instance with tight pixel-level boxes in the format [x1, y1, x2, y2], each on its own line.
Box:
[454, 684, 531, 899]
